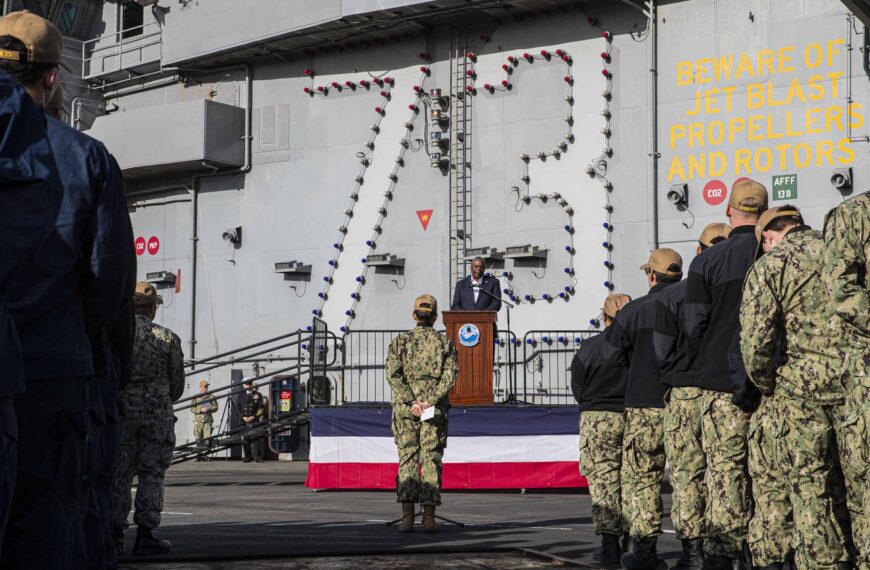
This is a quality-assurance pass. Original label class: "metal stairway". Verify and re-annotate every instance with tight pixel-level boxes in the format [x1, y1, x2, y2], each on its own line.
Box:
[171, 409, 310, 465]
[448, 27, 473, 290]
[171, 319, 334, 464]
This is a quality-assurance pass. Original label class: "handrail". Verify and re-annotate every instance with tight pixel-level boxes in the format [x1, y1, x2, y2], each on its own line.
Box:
[175, 361, 305, 413]
[81, 19, 162, 80]
[184, 334, 305, 376]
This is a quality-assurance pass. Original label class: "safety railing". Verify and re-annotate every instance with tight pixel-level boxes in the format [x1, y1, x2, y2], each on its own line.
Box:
[335, 328, 595, 406]
[81, 20, 162, 80]
[518, 330, 598, 405]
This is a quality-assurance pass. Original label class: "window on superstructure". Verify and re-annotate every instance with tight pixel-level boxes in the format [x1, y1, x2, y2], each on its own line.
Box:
[120, 2, 144, 40]
[57, 2, 79, 35]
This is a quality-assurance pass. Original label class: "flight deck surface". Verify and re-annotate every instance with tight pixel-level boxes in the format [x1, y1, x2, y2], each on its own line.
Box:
[120, 461, 682, 568]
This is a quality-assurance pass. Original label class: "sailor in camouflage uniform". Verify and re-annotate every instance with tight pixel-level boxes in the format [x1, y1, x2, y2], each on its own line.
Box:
[654, 222, 730, 570]
[112, 282, 184, 556]
[824, 191, 870, 569]
[741, 206, 857, 570]
[570, 293, 631, 564]
[385, 294, 458, 533]
[191, 380, 218, 445]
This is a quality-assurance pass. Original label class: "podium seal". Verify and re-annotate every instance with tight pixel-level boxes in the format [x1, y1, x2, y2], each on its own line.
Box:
[458, 323, 481, 347]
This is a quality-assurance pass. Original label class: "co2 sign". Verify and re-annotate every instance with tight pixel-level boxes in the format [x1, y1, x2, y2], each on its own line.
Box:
[703, 180, 727, 206]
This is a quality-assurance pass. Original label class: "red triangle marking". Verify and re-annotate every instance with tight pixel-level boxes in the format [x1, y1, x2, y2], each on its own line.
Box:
[416, 209, 434, 231]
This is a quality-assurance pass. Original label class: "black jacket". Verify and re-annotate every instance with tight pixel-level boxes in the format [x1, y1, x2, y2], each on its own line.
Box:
[450, 275, 502, 311]
[8, 115, 130, 383]
[601, 282, 675, 409]
[683, 224, 760, 410]
[0, 72, 63, 398]
[240, 390, 267, 421]
[570, 332, 628, 413]
[653, 280, 697, 387]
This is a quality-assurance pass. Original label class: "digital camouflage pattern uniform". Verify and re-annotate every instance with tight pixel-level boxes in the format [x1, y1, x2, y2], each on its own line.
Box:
[191, 392, 218, 442]
[664, 386, 707, 540]
[112, 315, 184, 530]
[746, 395, 794, 566]
[385, 323, 458, 506]
[741, 226, 859, 569]
[824, 192, 870, 569]
[578, 411, 625, 535]
[621, 407, 666, 539]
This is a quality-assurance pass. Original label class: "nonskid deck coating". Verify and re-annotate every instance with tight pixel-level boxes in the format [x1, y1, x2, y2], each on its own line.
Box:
[118, 461, 682, 567]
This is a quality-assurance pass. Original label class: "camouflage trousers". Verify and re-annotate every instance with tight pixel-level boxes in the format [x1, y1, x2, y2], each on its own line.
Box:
[621, 407, 665, 539]
[747, 396, 793, 567]
[112, 413, 175, 530]
[842, 338, 870, 570]
[578, 410, 625, 535]
[193, 419, 213, 442]
[700, 390, 751, 558]
[664, 386, 707, 540]
[392, 410, 447, 506]
[775, 397, 857, 570]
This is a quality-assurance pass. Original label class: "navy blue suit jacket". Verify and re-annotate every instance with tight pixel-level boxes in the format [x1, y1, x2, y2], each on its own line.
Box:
[450, 275, 502, 312]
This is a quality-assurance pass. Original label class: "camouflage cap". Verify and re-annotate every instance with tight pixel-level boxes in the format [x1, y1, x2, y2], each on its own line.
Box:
[699, 222, 731, 247]
[133, 281, 163, 306]
[413, 293, 438, 319]
[640, 248, 683, 278]
[602, 293, 632, 318]
[755, 205, 802, 242]
[0, 10, 70, 71]
[199, 380, 209, 388]
[729, 179, 768, 214]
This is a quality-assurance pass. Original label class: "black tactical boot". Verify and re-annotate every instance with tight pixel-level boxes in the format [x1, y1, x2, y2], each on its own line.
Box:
[755, 564, 784, 570]
[702, 555, 735, 570]
[836, 563, 853, 569]
[592, 533, 622, 565]
[132, 525, 172, 556]
[673, 538, 704, 570]
[113, 526, 125, 555]
[620, 536, 667, 570]
[623, 534, 635, 554]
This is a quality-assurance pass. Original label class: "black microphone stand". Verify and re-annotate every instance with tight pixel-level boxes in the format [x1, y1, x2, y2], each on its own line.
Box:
[472, 285, 517, 405]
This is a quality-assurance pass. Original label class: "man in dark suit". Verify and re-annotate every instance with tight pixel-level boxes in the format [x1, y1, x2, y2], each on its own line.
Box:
[450, 257, 502, 312]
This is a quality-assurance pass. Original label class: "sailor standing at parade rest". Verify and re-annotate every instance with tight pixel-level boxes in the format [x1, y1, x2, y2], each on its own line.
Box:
[450, 256, 502, 312]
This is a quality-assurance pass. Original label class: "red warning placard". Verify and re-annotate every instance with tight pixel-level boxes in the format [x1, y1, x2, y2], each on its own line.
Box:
[147, 236, 160, 255]
[134, 237, 146, 256]
[416, 209, 433, 231]
[703, 180, 727, 206]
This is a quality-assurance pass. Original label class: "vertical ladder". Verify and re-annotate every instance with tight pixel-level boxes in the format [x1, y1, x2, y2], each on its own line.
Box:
[449, 27, 472, 292]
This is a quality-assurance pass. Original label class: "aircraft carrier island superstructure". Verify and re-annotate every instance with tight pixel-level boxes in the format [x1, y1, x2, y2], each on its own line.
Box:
[13, 0, 870, 449]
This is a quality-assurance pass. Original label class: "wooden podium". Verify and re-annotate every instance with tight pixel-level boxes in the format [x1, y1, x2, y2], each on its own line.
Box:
[442, 310, 496, 406]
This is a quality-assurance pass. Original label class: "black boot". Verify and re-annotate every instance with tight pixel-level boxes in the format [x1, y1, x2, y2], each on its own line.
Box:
[132, 526, 172, 556]
[836, 563, 853, 570]
[623, 534, 635, 554]
[113, 526, 125, 555]
[673, 538, 704, 570]
[702, 555, 735, 570]
[755, 564, 784, 570]
[620, 536, 667, 570]
[592, 533, 622, 565]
